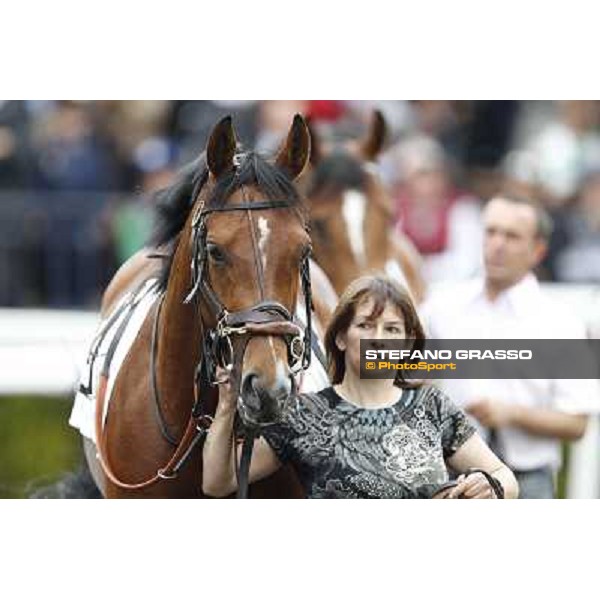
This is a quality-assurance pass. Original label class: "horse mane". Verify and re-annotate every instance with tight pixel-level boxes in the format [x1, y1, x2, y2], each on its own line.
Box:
[149, 150, 302, 291]
[308, 150, 367, 198]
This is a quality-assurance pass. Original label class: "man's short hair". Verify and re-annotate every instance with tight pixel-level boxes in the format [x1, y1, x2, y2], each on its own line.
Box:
[488, 195, 553, 242]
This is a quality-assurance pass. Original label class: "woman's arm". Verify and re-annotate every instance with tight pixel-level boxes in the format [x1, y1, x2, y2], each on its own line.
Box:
[444, 433, 519, 499]
[201, 369, 282, 497]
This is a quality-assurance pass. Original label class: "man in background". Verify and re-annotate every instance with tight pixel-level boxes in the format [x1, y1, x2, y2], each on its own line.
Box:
[420, 195, 599, 498]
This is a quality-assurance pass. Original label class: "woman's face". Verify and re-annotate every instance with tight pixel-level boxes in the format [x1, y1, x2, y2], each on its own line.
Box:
[336, 297, 407, 376]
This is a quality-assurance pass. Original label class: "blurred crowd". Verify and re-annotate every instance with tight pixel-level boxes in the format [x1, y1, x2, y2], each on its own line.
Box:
[1, 100, 600, 308]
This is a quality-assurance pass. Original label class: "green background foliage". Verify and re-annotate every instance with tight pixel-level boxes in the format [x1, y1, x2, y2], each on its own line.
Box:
[0, 395, 81, 498]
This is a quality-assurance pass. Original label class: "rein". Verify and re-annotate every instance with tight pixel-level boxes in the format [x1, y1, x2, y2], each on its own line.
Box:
[94, 181, 314, 498]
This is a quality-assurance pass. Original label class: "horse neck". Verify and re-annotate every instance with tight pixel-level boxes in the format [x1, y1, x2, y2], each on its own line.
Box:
[364, 177, 394, 264]
[365, 206, 391, 265]
[156, 229, 203, 421]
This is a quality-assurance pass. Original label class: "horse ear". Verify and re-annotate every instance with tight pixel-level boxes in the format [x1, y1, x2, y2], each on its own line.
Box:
[360, 109, 387, 161]
[305, 117, 321, 165]
[275, 114, 311, 180]
[207, 116, 237, 178]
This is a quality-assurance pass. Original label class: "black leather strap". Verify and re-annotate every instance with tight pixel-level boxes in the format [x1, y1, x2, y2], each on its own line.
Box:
[464, 468, 505, 499]
[310, 335, 327, 372]
[201, 200, 295, 215]
[431, 469, 505, 499]
[236, 428, 257, 499]
[101, 280, 157, 378]
[150, 295, 179, 446]
[79, 279, 150, 395]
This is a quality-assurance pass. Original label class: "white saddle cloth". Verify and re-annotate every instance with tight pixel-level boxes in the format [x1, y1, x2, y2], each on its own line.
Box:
[69, 278, 160, 443]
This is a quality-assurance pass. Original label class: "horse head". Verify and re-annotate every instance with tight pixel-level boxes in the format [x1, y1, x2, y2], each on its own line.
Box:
[303, 110, 396, 294]
[189, 114, 312, 427]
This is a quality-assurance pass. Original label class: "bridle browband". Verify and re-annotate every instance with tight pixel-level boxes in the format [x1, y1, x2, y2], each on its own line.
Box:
[94, 168, 314, 498]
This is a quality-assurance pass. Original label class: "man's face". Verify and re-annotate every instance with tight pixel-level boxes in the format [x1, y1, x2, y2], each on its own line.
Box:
[482, 198, 546, 289]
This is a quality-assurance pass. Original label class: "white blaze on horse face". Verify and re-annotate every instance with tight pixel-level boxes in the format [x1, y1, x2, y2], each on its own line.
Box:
[268, 336, 277, 362]
[257, 217, 270, 272]
[275, 357, 291, 395]
[268, 336, 291, 396]
[342, 190, 367, 269]
[384, 258, 409, 288]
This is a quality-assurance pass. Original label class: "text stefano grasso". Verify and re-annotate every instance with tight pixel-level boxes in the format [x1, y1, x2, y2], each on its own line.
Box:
[364, 349, 533, 361]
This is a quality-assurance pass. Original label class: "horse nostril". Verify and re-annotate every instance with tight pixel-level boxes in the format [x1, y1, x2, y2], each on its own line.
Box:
[241, 374, 261, 411]
[240, 373, 293, 422]
[242, 373, 256, 395]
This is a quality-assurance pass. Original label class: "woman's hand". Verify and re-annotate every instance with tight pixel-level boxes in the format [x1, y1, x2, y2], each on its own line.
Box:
[215, 366, 236, 413]
[445, 434, 519, 499]
[202, 365, 237, 497]
[202, 366, 282, 497]
[434, 473, 499, 499]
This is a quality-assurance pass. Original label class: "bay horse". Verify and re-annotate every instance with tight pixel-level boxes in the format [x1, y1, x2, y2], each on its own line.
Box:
[78, 114, 327, 498]
[304, 110, 426, 302]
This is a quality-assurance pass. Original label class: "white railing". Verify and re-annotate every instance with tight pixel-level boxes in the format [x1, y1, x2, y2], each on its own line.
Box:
[0, 308, 98, 396]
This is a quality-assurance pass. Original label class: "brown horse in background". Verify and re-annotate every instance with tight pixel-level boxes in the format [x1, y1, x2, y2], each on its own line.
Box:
[81, 115, 323, 498]
[303, 110, 426, 302]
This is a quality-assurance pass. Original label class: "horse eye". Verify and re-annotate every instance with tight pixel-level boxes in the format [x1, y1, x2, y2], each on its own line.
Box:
[311, 219, 328, 239]
[207, 243, 226, 264]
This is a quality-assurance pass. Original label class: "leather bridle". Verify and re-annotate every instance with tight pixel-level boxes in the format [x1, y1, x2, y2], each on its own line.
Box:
[94, 173, 314, 499]
[184, 192, 314, 384]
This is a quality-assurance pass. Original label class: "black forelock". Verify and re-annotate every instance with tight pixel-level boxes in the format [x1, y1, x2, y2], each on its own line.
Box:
[308, 150, 367, 197]
[150, 154, 209, 250]
[209, 151, 301, 209]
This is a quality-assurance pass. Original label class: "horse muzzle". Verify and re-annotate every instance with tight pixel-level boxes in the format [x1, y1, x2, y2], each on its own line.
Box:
[238, 371, 295, 427]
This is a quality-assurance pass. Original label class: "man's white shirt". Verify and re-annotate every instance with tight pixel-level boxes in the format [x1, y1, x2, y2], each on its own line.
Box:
[419, 273, 600, 471]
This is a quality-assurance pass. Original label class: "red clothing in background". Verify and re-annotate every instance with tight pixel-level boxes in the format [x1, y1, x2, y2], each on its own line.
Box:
[307, 101, 345, 122]
[395, 189, 463, 255]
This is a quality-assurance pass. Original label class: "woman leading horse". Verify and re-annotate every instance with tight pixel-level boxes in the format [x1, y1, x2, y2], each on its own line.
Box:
[202, 275, 519, 499]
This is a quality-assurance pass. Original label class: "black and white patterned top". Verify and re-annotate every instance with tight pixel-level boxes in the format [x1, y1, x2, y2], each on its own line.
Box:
[262, 385, 476, 498]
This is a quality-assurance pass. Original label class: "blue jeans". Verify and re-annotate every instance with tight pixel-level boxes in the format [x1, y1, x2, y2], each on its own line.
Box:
[514, 468, 555, 499]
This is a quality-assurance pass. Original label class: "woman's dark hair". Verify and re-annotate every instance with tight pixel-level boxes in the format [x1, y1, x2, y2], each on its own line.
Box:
[323, 275, 426, 388]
